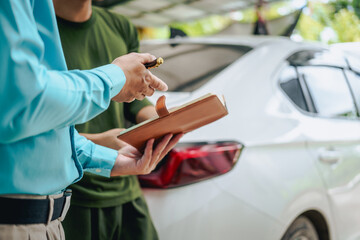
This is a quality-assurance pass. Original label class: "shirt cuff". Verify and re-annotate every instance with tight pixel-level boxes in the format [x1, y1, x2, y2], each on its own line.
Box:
[95, 64, 126, 98]
[84, 144, 118, 177]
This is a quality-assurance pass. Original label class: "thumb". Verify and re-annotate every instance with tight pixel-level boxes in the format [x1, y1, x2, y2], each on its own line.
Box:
[137, 53, 156, 64]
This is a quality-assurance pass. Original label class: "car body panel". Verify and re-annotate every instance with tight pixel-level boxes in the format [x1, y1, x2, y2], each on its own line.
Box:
[143, 143, 333, 240]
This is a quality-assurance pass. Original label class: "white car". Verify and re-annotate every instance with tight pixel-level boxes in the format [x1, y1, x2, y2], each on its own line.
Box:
[139, 36, 360, 240]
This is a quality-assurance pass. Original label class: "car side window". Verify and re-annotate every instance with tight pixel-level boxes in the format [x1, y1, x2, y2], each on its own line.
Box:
[345, 54, 360, 73]
[279, 65, 308, 112]
[298, 66, 357, 118]
[345, 70, 360, 114]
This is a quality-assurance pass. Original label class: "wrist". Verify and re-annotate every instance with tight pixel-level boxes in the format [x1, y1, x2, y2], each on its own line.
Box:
[110, 154, 127, 177]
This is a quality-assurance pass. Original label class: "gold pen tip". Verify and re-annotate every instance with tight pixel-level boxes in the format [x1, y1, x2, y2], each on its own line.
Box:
[157, 57, 164, 65]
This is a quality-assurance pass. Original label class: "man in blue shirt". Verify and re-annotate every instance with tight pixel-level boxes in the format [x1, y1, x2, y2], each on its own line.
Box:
[0, 1, 182, 239]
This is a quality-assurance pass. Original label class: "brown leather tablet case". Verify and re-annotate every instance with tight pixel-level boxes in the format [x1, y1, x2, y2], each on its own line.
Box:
[118, 93, 228, 151]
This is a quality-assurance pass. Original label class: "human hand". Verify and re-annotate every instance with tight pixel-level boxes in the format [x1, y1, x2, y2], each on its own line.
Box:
[80, 128, 128, 150]
[110, 133, 183, 176]
[112, 53, 168, 103]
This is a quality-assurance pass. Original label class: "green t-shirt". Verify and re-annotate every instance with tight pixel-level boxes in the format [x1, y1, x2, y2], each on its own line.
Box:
[57, 7, 152, 208]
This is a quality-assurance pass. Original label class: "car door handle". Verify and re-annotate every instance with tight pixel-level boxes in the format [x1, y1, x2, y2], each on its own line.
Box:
[318, 147, 341, 164]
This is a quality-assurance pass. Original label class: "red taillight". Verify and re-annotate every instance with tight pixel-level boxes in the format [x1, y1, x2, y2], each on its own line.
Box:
[138, 141, 243, 188]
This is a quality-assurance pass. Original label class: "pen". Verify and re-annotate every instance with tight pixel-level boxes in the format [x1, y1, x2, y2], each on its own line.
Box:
[144, 57, 164, 69]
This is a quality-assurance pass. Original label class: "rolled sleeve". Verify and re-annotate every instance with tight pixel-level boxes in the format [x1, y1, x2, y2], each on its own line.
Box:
[85, 144, 118, 177]
[95, 64, 126, 99]
[74, 130, 117, 178]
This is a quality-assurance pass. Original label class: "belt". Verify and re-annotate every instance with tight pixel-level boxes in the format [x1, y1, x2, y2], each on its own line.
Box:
[0, 189, 72, 224]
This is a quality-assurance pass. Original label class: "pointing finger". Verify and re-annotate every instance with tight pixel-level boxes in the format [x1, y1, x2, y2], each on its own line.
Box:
[147, 72, 168, 91]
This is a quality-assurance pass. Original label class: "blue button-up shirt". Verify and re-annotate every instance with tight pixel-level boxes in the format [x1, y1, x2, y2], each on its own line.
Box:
[0, 0, 126, 195]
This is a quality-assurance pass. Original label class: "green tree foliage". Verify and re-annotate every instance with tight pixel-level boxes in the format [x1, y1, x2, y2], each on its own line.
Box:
[295, 0, 360, 43]
[296, 13, 324, 41]
[352, 0, 360, 18]
[332, 9, 360, 42]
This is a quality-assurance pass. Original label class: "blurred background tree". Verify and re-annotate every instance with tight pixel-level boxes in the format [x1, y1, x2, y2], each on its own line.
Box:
[294, 0, 360, 43]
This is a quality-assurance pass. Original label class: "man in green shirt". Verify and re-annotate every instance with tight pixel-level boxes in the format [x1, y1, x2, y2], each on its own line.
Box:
[54, 1, 161, 239]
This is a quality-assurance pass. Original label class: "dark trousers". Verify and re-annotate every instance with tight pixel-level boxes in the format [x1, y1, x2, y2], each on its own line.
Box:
[62, 195, 159, 240]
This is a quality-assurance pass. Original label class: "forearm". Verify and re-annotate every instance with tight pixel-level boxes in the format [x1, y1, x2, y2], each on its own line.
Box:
[79, 129, 127, 150]
[136, 105, 158, 123]
[79, 133, 99, 143]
